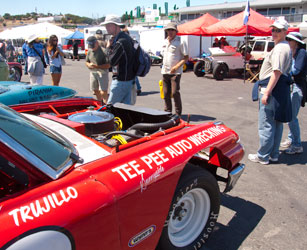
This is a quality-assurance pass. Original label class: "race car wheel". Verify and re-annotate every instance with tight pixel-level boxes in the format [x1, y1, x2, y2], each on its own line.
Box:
[213, 64, 227, 80]
[10, 67, 22, 81]
[157, 165, 220, 250]
[193, 61, 205, 77]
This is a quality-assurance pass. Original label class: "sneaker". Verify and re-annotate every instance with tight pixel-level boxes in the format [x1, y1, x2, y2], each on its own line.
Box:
[284, 145, 303, 155]
[269, 157, 278, 162]
[137, 89, 142, 96]
[248, 154, 269, 165]
[280, 139, 291, 148]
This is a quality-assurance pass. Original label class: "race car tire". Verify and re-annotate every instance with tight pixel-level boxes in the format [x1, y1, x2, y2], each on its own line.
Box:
[157, 164, 220, 250]
[213, 63, 227, 80]
[193, 61, 205, 77]
[13, 67, 22, 81]
[10, 67, 22, 81]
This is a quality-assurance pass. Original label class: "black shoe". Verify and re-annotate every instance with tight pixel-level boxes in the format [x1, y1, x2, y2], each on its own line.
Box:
[24, 72, 28, 75]
[137, 89, 142, 96]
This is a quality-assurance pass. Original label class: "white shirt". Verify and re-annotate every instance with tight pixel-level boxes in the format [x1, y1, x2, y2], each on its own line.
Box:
[161, 36, 188, 75]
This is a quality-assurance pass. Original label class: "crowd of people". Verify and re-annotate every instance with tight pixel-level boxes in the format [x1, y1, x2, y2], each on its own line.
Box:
[248, 19, 306, 164]
[0, 39, 19, 62]
[2, 16, 306, 159]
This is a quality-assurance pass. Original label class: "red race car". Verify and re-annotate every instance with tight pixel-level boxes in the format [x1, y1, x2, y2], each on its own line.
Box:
[0, 98, 245, 250]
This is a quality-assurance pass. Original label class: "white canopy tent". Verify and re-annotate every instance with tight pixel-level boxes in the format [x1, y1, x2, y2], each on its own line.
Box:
[0, 22, 73, 42]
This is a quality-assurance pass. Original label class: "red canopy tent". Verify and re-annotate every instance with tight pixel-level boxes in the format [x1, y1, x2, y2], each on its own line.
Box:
[177, 13, 219, 36]
[202, 9, 299, 36]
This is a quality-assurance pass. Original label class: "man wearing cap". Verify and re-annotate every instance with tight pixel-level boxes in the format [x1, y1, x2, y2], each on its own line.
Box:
[86, 36, 110, 103]
[101, 14, 136, 105]
[95, 29, 107, 48]
[248, 19, 292, 165]
[280, 32, 306, 154]
[161, 22, 188, 116]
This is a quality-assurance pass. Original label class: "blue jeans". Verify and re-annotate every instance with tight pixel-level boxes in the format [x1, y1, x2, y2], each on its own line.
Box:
[135, 77, 141, 90]
[258, 93, 283, 160]
[107, 79, 134, 105]
[287, 83, 303, 147]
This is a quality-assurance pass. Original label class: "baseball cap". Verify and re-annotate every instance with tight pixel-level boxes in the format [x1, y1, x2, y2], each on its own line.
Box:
[100, 14, 125, 28]
[87, 36, 97, 48]
[164, 22, 178, 32]
[96, 29, 103, 35]
[270, 19, 289, 30]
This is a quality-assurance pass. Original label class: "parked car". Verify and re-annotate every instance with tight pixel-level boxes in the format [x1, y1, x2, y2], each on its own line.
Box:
[0, 55, 22, 82]
[193, 46, 248, 80]
[0, 98, 245, 250]
[8, 62, 23, 81]
[0, 81, 76, 105]
[250, 37, 274, 60]
[63, 48, 86, 59]
[148, 51, 162, 65]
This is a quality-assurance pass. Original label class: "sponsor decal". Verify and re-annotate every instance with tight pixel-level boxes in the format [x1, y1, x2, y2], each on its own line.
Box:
[140, 166, 164, 192]
[27, 88, 53, 96]
[8, 186, 78, 226]
[112, 126, 226, 182]
[128, 225, 156, 247]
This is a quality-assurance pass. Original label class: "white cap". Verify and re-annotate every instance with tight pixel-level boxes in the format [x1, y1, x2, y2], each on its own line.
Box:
[26, 34, 39, 43]
[100, 14, 125, 28]
[270, 19, 289, 30]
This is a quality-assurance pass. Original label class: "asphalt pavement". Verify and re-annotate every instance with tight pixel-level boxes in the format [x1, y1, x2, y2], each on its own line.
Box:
[22, 60, 307, 250]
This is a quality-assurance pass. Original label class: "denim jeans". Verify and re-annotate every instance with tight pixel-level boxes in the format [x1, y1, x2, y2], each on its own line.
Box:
[135, 77, 141, 90]
[287, 83, 303, 147]
[258, 93, 283, 160]
[107, 79, 134, 105]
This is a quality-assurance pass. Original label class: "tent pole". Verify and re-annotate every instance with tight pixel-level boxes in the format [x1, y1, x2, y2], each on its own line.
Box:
[199, 35, 202, 57]
[243, 24, 248, 84]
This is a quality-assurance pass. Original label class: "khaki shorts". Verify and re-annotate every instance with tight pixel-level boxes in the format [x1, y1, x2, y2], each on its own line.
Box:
[90, 71, 109, 91]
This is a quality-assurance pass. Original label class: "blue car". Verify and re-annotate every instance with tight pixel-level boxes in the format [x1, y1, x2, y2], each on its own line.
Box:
[0, 81, 76, 105]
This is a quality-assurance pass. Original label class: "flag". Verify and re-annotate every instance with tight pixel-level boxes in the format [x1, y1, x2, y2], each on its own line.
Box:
[243, 0, 250, 25]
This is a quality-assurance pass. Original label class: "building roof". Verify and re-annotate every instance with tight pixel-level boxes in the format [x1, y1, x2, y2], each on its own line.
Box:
[170, 0, 307, 14]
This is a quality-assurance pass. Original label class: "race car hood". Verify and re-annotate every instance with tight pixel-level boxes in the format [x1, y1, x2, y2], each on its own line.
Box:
[23, 113, 111, 167]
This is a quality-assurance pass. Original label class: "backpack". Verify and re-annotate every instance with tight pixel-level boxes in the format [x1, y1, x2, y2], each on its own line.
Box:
[133, 41, 151, 77]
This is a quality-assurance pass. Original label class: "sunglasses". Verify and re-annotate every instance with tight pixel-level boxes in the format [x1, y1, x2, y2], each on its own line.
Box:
[271, 29, 282, 33]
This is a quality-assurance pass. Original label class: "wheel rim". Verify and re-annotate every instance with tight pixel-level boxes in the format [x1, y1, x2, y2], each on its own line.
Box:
[168, 188, 211, 247]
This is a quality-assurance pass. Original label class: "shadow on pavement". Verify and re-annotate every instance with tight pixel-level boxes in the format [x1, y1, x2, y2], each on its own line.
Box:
[203, 194, 266, 250]
[138, 91, 160, 96]
[277, 141, 307, 166]
[181, 114, 216, 122]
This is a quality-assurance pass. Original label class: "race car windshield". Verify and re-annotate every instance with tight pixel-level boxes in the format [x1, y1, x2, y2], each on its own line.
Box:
[0, 104, 75, 172]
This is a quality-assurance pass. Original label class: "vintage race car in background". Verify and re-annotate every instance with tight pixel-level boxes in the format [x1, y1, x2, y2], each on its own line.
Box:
[0, 81, 76, 105]
[0, 98, 245, 250]
[0, 55, 23, 82]
[8, 62, 23, 82]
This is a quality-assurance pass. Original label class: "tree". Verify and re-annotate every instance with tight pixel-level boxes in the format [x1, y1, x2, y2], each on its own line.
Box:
[3, 13, 11, 20]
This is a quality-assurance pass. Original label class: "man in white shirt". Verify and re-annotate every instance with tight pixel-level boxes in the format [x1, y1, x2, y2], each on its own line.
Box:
[161, 23, 188, 116]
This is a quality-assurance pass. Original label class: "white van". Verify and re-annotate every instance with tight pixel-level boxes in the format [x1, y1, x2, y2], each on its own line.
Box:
[250, 38, 275, 60]
[84, 26, 108, 52]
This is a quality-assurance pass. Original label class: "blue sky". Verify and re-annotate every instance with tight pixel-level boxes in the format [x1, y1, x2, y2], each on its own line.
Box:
[1, 0, 241, 18]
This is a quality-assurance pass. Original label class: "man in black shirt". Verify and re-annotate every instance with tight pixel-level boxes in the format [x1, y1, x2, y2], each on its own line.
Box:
[72, 39, 79, 61]
[101, 14, 136, 104]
